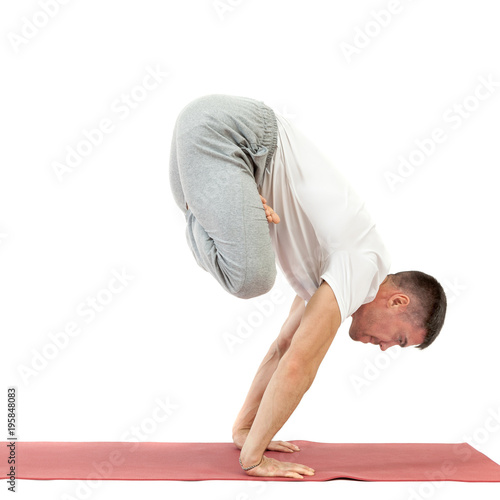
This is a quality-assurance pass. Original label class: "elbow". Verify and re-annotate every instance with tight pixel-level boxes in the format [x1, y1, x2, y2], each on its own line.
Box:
[280, 352, 316, 391]
[275, 336, 292, 359]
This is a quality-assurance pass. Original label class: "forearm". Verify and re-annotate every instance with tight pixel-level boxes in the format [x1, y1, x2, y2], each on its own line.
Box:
[233, 296, 305, 435]
[239, 352, 315, 465]
[232, 341, 281, 435]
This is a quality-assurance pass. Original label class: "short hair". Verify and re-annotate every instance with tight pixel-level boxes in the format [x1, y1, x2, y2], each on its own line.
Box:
[388, 271, 447, 350]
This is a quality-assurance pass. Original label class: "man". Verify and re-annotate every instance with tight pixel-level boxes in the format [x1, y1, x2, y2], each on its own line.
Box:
[169, 94, 447, 479]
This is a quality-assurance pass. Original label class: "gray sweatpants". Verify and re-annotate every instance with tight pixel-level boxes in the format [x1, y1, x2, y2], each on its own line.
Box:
[169, 94, 279, 299]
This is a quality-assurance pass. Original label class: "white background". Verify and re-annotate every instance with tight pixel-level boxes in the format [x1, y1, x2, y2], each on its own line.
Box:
[1, 0, 500, 498]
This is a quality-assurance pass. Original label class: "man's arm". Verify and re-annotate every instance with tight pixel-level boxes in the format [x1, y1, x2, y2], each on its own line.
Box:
[232, 294, 306, 450]
[239, 280, 341, 478]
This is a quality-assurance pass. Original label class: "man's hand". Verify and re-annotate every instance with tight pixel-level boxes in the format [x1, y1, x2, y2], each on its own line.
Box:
[233, 428, 300, 453]
[244, 455, 315, 479]
[259, 195, 280, 224]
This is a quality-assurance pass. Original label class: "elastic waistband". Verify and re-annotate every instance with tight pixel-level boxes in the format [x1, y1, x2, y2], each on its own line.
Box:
[258, 102, 278, 176]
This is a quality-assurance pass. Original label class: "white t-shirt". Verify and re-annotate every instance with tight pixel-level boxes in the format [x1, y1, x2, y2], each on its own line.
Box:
[260, 110, 392, 324]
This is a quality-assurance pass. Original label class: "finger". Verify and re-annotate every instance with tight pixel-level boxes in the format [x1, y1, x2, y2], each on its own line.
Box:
[284, 471, 304, 479]
[268, 443, 295, 452]
[260, 195, 267, 204]
[281, 441, 300, 451]
[283, 462, 315, 474]
[281, 464, 311, 479]
[274, 441, 298, 452]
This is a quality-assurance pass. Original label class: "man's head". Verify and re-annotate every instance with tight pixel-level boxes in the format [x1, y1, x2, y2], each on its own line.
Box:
[349, 270, 447, 350]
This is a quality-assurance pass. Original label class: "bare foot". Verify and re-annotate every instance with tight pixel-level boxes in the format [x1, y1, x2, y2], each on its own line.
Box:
[259, 195, 280, 224]
[186, 198, 279, 224]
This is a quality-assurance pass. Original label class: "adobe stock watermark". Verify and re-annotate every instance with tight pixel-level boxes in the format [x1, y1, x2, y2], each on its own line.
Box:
[213, 0, 245, 21]
[274, 104, 297, 121]
[441, 276, 467, 306]
[350, 345, 402, 395]
[7, 0, 72, 54]
[349, 275, 467, 395]
[232, 482, 267, 500]
[222, 287, 287, 353]
[17, 267, 134, 385]
[384, 73, 499, 192]
[461, 403, 500, 451]
[60, 395, 179, 500]
[339, 0, 417, 64]
[51, 64, 170, 183]
[405, 403, 500, 500]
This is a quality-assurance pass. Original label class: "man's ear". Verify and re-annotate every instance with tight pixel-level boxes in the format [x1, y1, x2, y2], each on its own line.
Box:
[389, 293, 410, 308]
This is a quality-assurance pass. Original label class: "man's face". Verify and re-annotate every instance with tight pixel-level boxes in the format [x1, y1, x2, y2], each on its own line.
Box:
[348, 284, 427, 351]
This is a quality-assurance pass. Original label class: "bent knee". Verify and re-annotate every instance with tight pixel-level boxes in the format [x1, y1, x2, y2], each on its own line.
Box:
[231, 264, 277, 299]
[174, 94, 225, 132]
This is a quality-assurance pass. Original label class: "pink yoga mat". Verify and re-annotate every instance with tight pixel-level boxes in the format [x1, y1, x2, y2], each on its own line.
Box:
[2, 440, 500, 482]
